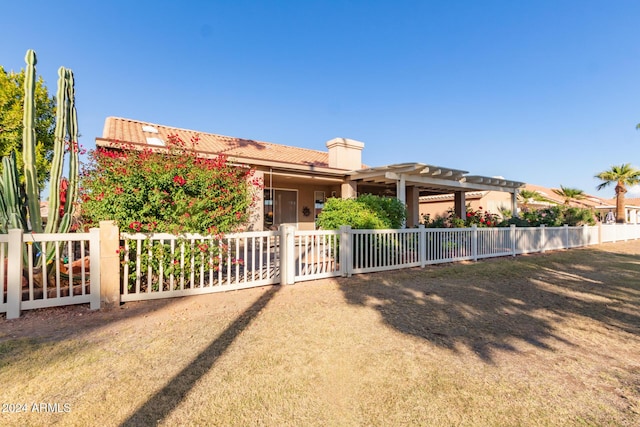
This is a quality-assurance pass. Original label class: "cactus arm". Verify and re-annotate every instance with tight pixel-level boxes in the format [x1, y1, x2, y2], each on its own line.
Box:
[23, 49, 43, 232]
[62, 69, 78, 231]
[0, 153, 27, 232]
[44, 67, 68, 233]
[0, 152, 29, 232]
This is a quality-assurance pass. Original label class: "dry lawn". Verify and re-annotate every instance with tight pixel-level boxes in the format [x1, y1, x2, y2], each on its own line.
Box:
[1, 241, 639, 426]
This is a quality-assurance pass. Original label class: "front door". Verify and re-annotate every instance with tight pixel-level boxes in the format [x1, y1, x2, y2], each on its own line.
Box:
[264, 189, 297, 229]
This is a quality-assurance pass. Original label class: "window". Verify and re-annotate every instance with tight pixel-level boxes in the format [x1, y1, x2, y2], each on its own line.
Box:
[314, 191, 325, 222]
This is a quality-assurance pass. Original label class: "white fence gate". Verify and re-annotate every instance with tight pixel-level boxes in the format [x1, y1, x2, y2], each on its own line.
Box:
[120, 230, 281, 301]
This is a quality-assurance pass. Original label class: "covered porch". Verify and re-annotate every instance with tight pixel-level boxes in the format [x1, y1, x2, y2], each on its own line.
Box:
[348, 163, 524, 227]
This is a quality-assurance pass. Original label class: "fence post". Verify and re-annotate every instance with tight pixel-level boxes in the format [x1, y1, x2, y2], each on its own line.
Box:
[419, 224, 426, 268]
[340, 225, 352, 277]
[510, 224, 516, 256]
[582, 224, 588, 247]
[100, 221, 121, 307]
[279, 224, 296, 285]
[564, 224, 569, 249]
[89, 228, 101, 310]
[6, 229, 23, 319]
[598, 223, 603, 244]
[471, 225, 478, 261]
[540, 225, 546, 253]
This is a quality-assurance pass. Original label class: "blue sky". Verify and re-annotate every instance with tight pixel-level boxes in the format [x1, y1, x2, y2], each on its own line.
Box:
[2, 0, 640, 198]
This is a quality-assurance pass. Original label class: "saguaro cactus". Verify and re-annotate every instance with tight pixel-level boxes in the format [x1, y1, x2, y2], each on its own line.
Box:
[22, 49, 43, 233]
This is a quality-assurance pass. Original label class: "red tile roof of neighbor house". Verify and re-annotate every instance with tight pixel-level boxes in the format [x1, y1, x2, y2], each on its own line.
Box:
[624, 198, 640, 207]
[99, 117, 336, 169]
[522, 183, 613, 208]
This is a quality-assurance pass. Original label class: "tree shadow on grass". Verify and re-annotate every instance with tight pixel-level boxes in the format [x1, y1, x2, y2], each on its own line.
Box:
[120, 285, 280, 426]
[339, 248, 640, 363]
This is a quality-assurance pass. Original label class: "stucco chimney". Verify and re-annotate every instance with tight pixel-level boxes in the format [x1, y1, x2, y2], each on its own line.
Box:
[325, 138, 364, 170]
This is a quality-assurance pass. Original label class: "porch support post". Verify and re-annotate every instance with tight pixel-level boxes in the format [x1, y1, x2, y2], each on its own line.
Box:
[396, 175, 406, 205]
[248, 170, 264, 231]
[511, 190, 519, 218]
[406, 185, 420, 228]
[341, 179, 357, 199]
[454, 191, 466, 219]
[396, 175, 407, 228]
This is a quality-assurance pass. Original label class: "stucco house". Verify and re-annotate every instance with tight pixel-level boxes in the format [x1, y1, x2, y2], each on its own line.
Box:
[97, 117, 524, 230]
[419, 182, 640, 224]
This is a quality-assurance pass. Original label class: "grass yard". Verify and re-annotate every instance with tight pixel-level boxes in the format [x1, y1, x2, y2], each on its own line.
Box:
[1, 241, 639, 426]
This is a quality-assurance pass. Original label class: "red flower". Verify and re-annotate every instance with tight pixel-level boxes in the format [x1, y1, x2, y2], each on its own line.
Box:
[173, 175, 186, 186]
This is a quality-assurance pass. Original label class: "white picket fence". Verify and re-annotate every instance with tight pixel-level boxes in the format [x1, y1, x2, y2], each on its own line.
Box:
[2, 223, 640, 318]
[120, 230, 282, 302]
[0, 228, 101, 319]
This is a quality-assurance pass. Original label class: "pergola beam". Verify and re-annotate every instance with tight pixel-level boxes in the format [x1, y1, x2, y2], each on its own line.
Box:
[384, 171, 521, 193]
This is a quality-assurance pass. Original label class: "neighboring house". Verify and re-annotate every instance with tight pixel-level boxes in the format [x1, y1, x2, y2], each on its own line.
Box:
[419, 182, 640, 224]
[591, 197, 640, 224]
[97, 117, 524, 230]
[626, 198, 640, 224]
[518, 184, 640, 224]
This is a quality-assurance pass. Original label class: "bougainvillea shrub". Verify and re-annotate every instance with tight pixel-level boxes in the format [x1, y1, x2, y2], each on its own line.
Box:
[80, 134, 263, 234]
[422, 205, 501, 228]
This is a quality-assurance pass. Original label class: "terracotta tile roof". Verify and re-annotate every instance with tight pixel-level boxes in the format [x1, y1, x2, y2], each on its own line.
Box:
[624, 197, 640, 207]
[100, 117, 334, 169]
[522, 183, 611, 208]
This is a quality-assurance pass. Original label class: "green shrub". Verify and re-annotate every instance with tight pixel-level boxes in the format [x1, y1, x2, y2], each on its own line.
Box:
[316, 194, 407, 229]
[512, 206, 596, 227]
[422, 204, 595, 228]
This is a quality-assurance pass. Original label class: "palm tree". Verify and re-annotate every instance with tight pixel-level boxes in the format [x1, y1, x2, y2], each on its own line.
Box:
[595, 164, 640, 223]
[552, 186, 585, 205]
[517, 189, 549, 210]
